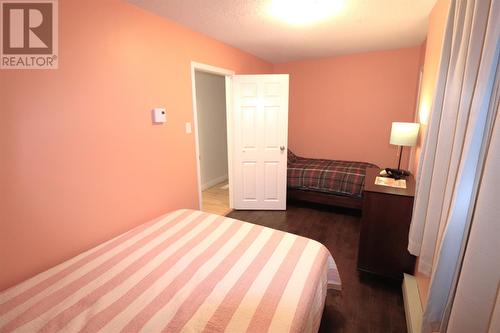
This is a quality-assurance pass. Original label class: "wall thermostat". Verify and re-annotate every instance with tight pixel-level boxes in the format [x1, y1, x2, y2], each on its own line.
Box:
[152, 108, 166, 123]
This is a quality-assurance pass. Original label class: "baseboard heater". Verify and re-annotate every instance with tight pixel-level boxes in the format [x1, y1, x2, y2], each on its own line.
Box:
[402, 273, 423, 333]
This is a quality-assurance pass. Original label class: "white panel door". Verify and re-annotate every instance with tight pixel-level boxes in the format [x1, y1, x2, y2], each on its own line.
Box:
[232, 74, 289, 210]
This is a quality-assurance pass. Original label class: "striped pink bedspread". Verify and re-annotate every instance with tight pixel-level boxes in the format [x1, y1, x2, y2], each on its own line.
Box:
[0, 209, 341, 333]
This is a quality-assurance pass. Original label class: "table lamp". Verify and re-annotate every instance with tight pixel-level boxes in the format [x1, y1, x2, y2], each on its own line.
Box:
[389, 122, 420, 177]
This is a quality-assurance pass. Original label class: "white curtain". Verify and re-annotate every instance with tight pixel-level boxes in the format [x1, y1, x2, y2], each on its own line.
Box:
[406, 0, 499, 331]
[446, 101, 500, 332]
[408, 0, 461, 274]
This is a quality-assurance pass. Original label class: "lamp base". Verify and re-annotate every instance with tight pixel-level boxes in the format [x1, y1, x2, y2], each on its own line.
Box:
[384, 168, 410, 180]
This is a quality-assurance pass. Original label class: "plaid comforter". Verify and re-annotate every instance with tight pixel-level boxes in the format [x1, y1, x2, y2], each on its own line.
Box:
[287, 152, 377, 198]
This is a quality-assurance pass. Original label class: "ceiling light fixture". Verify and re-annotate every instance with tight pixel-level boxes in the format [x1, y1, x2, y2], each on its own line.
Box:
[267, 0, 345, 26]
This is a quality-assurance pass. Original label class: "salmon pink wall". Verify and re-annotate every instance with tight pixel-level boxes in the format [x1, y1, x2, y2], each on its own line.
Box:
[274, 47, 422, 169]
[0, 0, 272, 290]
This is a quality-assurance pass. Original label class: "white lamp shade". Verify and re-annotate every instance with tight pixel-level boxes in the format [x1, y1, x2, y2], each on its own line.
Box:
[390, 122, 420, 146]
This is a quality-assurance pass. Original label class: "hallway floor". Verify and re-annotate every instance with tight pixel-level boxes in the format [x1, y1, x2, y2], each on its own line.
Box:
[202, 181, 231, 216]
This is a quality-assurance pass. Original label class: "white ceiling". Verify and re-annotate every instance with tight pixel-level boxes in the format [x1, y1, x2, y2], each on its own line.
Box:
[127, 0, 437, 63]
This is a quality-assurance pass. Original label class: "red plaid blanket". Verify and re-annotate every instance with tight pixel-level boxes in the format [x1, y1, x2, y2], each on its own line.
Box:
[287, 152, 377, 198]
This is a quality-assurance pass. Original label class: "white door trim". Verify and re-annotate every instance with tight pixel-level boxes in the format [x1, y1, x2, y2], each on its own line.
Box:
[190, 61, 235, 210]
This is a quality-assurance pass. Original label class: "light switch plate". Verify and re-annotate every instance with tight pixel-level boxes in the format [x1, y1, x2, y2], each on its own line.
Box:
[185, 122, 192, 134]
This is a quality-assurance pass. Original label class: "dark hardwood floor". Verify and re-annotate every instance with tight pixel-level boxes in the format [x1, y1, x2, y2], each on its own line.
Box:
[227, 201, 407, 333]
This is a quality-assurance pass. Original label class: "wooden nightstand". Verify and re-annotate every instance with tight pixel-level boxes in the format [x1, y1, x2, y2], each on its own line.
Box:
[357, 167, 416, 280]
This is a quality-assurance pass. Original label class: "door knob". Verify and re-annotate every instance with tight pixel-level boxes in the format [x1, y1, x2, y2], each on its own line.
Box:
[280, 146, 285, 151]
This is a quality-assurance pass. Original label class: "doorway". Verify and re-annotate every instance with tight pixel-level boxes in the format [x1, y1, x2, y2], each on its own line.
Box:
[191, 63, 289, 212]
[191, 62, 234, 215]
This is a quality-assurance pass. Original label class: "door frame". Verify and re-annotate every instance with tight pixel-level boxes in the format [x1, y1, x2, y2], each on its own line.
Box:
[190, 61, 235, 210]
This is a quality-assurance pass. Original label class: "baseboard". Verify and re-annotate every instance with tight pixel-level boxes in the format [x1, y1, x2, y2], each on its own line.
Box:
[201, 175, 228, 191]
[402, 273, 423, 333]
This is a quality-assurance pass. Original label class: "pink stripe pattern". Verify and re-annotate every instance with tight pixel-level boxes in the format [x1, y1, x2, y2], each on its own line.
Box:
[0, 210, 341, 333]
[203, 231, 285, 332]
[80, 215, 227, 333]
[119, 220, 242, 333]
[245, 237, 308, 333]
[290, 249, 328, 333]
[162, 226, 262, 332]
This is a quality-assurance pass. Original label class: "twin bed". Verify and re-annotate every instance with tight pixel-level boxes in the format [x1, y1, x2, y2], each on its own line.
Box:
[0, 209, 341, 333]
[287, 150, 377, 210]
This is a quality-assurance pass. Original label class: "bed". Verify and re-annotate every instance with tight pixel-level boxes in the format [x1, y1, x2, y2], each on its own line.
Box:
[287, 150, 377, 210]
[0, 209, 341, 333]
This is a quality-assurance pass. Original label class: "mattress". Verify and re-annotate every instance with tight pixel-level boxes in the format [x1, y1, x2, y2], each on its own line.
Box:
[288, 154, 377, 198]
[0, 209, 341, 333]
